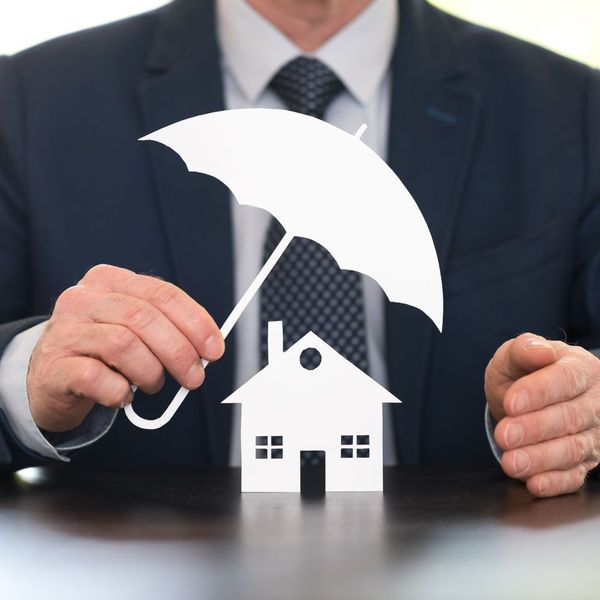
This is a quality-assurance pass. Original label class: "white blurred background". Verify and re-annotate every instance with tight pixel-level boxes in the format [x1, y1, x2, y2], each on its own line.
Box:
[0, 0, 598, 67]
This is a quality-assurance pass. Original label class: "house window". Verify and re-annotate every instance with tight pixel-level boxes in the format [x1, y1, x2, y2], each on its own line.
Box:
[340, 434, 370, 458]
[256, 435, 284, 459]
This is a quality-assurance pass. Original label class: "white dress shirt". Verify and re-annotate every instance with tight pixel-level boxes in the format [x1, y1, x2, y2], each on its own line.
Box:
[0, 0, 404, 464]
[219, 0, 398, 465]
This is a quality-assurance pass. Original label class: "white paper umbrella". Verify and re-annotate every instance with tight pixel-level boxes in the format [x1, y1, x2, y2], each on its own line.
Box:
[125, 108, 443, 429]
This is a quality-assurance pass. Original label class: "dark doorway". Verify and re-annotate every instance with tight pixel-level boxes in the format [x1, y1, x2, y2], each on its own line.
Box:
[300, 450, 326, 497]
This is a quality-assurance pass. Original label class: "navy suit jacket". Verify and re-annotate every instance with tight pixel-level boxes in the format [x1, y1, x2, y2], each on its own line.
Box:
[0, 0, 599, 470]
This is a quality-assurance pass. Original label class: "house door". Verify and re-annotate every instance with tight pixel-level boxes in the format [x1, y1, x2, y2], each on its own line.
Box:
[300, 450, 326, 496]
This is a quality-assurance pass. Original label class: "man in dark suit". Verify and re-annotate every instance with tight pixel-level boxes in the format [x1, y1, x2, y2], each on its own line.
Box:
[0, 0, 599, 498]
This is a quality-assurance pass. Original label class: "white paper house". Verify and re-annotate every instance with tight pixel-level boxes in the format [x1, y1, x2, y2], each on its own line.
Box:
[223, 321, 401, 492]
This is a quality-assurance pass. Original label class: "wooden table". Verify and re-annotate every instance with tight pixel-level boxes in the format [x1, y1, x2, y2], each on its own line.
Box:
[1, 466, 599, 599]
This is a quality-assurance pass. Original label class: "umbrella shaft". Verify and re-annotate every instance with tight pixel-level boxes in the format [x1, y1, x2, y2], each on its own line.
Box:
[124, 231, 294, 430]
[220, 231, 294, 340]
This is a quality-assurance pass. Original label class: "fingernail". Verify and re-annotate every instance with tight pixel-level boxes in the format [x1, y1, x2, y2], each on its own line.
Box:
[524, 337, 553, 350]
[511, 389, 530, 414]
[185, 361, 205, 389]
[538, 476, 549, 496]
[505, 423, 525, 448]
[513, 449, 530, 476]
[203, 334, 225, 361]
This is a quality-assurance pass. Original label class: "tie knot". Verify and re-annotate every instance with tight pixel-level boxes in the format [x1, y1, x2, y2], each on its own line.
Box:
[269, 56, 344, 120]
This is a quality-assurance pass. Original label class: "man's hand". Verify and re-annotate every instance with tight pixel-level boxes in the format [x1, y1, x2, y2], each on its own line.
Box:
[28, 264, 224, 433]
[485, 333, 600, 498]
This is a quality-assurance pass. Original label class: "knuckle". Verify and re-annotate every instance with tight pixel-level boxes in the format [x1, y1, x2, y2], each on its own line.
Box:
[527, 414, 545, 443]
[149, 369, 165, 393]
[150, 281, 180, 308]
[124, 302, 156, 330]
[536, 444, 552, 472]
[140, 366, 165, 394]
[590, 430, 600, 461]
[73, 361, 103, 395]
[53, 285, 85, 315]
[562, 402, 581, 435]
[168, 343, 197, 371]
[593, 397, 600, 424]
[577, 399, 595, 431]
[558, 357, 589, 396]
[585, 456, 600, 472]
[592, 354, 600, 381]
[571, 434, 588, 464]
[575, 464, 588, 489]
[554, 361, 578, 397]
[107, 327, 138, 357]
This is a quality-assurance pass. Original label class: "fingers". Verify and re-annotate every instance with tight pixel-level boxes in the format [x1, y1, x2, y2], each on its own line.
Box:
[485, 333, 558, 420]
[501, 430, 600, 479]
[78, 264, 224, 360]
[488, 334, 600, 499]
[64, 322, 165, 394]
[503, 346, 597, 418]
[526, 464, 590, 498]
[495, 392, 600, 449]
[59, 356, 133, 408]
[29, 265, 223, 434]
[487, 333, 557, 387]
[503, 334, 558, 379]
[55, 287, 206, 389]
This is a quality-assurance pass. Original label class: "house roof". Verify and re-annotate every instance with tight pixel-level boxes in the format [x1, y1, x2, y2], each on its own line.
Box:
[222, 330, 401, 405]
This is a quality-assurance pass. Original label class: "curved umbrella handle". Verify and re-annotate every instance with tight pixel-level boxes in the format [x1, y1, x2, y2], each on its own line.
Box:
[123, 232, 294, 430]
[124, 367, 205, 430]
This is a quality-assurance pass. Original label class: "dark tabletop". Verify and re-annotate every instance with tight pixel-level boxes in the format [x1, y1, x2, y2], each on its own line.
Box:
[1, 466, 599, 600]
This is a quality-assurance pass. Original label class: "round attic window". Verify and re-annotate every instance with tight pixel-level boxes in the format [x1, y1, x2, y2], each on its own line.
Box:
[300, 347, 322, 370]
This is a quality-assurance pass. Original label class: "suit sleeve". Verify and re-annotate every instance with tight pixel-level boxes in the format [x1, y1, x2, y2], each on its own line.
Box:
[569, 68, 600, 348]
[0, 56, 33, 324]
[0, 56, 57, 472]
[0, 317, 58, 471]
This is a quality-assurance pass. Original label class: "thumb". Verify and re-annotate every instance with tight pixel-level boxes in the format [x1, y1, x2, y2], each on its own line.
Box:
[485, 333, 558, 420]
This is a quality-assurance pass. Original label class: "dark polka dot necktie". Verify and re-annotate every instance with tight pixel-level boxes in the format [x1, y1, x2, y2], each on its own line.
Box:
[259, 56, 369, 373]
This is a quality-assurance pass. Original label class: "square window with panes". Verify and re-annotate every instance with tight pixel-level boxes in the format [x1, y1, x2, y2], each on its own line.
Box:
[340, 434, 370, 458]
[255, 435, 284, 459]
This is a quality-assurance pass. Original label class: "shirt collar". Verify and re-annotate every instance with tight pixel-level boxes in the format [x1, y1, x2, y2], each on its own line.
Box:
[217, 0, 398, 105]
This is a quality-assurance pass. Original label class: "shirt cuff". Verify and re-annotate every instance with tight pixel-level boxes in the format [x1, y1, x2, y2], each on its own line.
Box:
[0, 321, 117, 460]
[484, 404, 503, 464]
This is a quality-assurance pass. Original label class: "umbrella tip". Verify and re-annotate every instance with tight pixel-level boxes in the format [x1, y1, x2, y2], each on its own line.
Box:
[354, 124, 368, 140]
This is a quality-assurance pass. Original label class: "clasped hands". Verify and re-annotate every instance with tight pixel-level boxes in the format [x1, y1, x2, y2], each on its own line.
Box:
[27, 265, 600, 498]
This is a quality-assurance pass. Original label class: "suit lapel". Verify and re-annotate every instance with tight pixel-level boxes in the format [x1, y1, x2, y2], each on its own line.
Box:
[386, 0, 482, 464]
[137, 0, 233, 465]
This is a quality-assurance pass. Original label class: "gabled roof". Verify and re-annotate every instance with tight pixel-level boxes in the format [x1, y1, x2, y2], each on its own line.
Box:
[222, 330, 401, 405]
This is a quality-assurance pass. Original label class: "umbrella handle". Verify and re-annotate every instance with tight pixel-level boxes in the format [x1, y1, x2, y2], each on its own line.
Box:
[124, 231, 294, 430]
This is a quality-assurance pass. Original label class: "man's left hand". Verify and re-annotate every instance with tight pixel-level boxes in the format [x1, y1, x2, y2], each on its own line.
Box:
[485, 334, 600, 498]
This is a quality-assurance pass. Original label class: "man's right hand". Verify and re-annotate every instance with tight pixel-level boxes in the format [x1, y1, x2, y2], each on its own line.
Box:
[27, 264, 224, 433]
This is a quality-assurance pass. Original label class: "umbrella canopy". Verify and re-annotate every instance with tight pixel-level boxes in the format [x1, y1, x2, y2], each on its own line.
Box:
[125, 108, 444, 430]
[141, 108, 443, 331]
